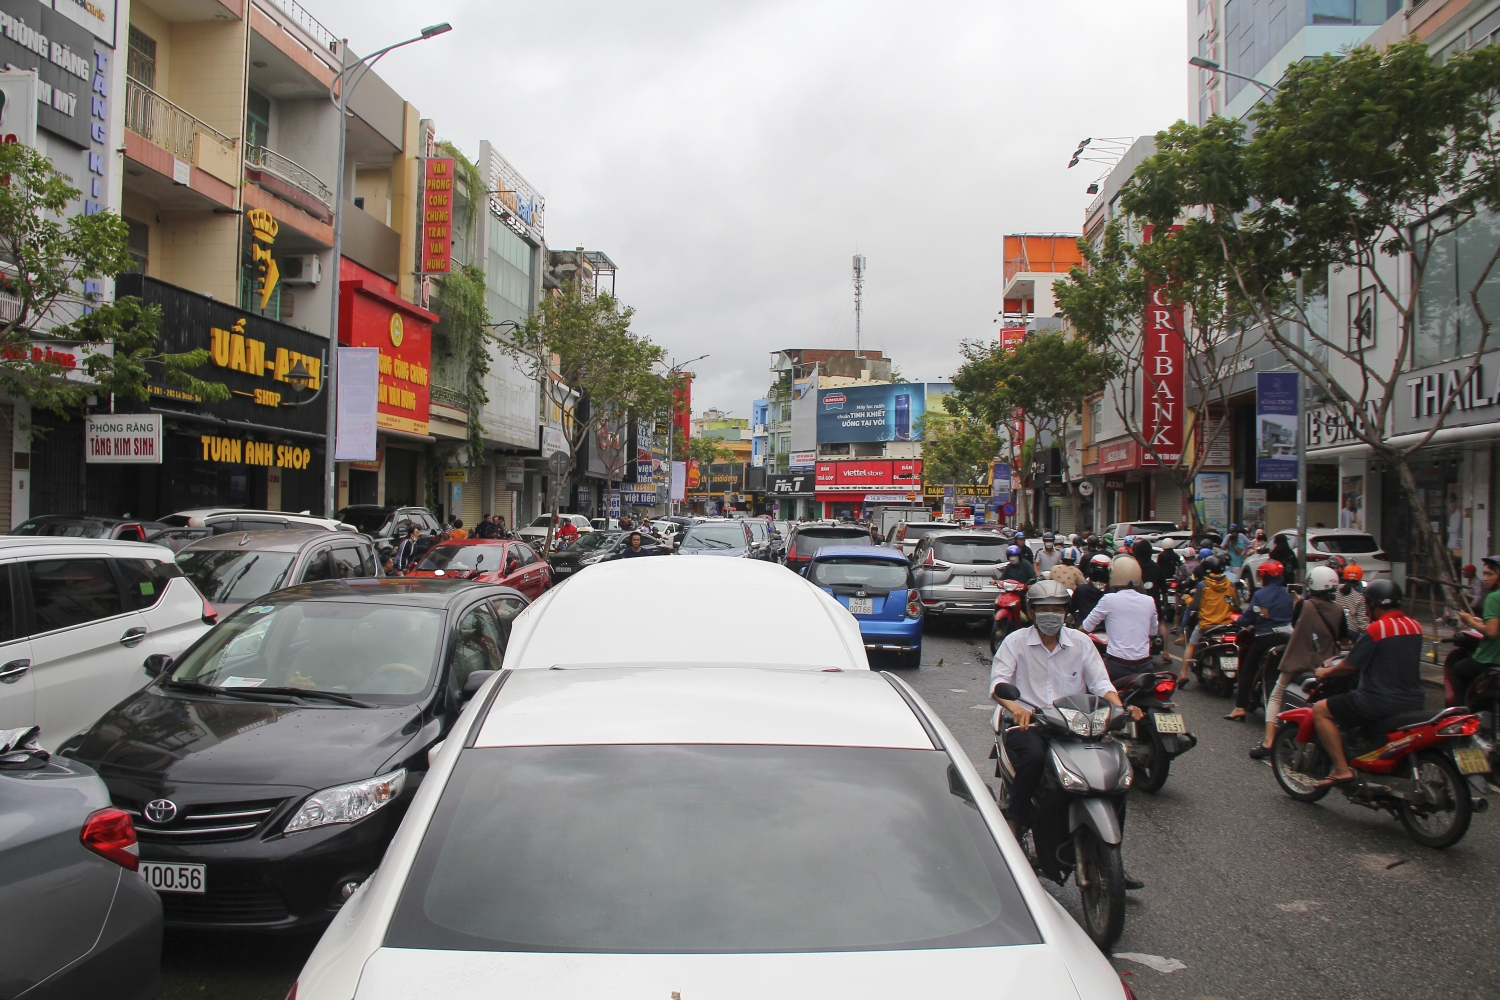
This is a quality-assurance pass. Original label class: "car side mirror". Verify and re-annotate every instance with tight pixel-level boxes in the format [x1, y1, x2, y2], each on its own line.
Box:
[142, 654, 173, 678]
[462, 669, 496, 700]
[992, 682, 1020, 702]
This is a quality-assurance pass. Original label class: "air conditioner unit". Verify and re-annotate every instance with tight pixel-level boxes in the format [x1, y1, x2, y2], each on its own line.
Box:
[281, 254, 322, 285]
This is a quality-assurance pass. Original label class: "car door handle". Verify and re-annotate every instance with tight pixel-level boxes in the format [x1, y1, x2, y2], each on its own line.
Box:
[0, 659, 29, 683]
[120, 627, 148, 647]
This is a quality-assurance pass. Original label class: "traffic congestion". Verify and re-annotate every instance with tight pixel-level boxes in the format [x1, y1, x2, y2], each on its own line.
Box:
[2, 507, 1495, 999]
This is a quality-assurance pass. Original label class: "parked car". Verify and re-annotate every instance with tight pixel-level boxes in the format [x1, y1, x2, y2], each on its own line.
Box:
[285, 665, 1126, 1000]
[0, 537, 215, 752]
[675, 520, 757, 558]
[548, 531, 671, 577]
[1102, 521, 1179, 547]
[515, 513, 593, 547]
[160, 508, 354, 535]
[807, 545, 923, 665]
[589, 517, 621, 531]
[651, 516, 698, 545]
[883, 520, 960, 557]
[1250, 528, 1392, 587]
[13, 514, 168, 541]
[405, 539, 553, 600]
[336, 505, 444, 561]
[910, 530, 1011, 622]
[504, 558, 868, 671]
[0, 727, 162, 1000]
[175, 529, 381, 618]
[60, 578, 529, 931]
[785, 522, 875, 573]
[744, 517, 782, 560]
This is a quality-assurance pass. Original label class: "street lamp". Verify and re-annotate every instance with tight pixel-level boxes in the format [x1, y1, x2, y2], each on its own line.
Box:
[1188, 55, 1277, 95]
[321, 22, 452, 516]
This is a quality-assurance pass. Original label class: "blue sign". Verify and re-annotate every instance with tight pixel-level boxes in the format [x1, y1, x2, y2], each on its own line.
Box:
[817, 384, 927, 444]
[1000, 501, 1017, 517]
[608, 490, 622, 517]
[992, 462, 1011, 501]
[1256, 372, 1300, 482]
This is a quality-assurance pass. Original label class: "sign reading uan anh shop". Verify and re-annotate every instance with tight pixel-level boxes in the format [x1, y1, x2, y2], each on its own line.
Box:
[86, 413, 161, 464]
[1396, 350, 1500, 435]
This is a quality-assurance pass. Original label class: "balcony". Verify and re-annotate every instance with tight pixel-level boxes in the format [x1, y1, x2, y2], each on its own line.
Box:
[245, 145, 335, 223]
[124, 77, 239, 185]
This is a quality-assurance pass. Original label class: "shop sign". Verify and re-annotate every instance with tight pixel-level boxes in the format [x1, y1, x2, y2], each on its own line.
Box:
[1255, 371, 1299, 482]
[247, 209, 279, 310]
[1078, 480, 1095, 497]
[199, 436, 312, 469]
[768, 473, 813, 495]
[1096, 438, 1137, 474]
[444, 467, 467, 483]
[1306, 400, 1377, 449]
[923, 482, 992, 498]
[1103, 476, 1126, 491]
[788, 450, 816, 469]
[620, 490, 656, 505]
[349, 449, 382, 473]
[505, 458, 525, 487]
[0, 0, 93, 148]
[863, 493, 918, 503]
[1194, 472, 1230, 533]
[334, 347, 379, 462]
[1243, 488, 1268, 532]
[488, 149, 545, 242]
[85, 413, 160, 464]
[2, 339, 111, 382]
[1140, 284, 1184, 465]
[541, 425, 567, 457]
[814, 459, 921, 491]
[421, 158, 454, 274]
[607, 490, 621, 518]
[340, 268, 434, 437]
[1395, 350, 1500, 435]
[1195, 414, 1232, 467]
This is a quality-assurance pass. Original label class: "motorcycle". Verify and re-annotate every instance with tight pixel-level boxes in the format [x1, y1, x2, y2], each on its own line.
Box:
[991, 682, 1133, 948]
[1093, 633, 1198, 793]
[1192, 618, 1242, 696]
[1444, 627, 1500, 773]
[1272, 676, 1491, 848]
[989, 579, 1029, 653]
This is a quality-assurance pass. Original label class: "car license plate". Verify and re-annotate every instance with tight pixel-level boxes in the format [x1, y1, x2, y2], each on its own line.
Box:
[139, 861, 206, 894]
[848, 597, 874, 615]
[1154, 713, 1186, 734]
[1455, 748, 1491, 775]
[964, 576, 983, 590]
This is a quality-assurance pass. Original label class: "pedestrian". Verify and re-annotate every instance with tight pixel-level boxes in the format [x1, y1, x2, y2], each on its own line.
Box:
[380, 552, 397, 576]
[1452, 555, 1500, 707]
[1225, 559, 1295, 721]
[395, 525, 421, 573]
[619, 531, 650, 557]
[475, 515, 495, 539]
[1463, 563, 1483, 612]
[1251, 565, 1347, 759]
[1269, 533, 1299, 579]
[449, 517, 469, 541]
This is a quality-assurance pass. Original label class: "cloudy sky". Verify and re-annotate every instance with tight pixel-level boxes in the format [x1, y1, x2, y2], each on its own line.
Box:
[311, 0, 1186, 416]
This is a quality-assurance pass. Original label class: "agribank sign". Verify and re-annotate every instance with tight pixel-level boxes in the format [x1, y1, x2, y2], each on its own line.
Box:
[1139, 225, 1184, 466]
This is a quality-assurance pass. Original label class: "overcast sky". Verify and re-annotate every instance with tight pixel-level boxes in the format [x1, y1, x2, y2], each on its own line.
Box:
[311, 0, 1187, 417]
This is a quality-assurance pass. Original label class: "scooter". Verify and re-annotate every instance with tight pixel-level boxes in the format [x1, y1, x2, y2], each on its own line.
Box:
[989, 579, 1029, 653]
[1192, 618, 1242, 696]
[1444, 627, 1500, 772]
[991, 682, 1133, 949]
[1111, 658, 1198, 793]
[1272, 676, 1491, 848]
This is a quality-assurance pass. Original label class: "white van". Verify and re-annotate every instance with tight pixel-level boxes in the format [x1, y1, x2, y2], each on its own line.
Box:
[503, 557, 870, 671]
[0, 537, 214, 750]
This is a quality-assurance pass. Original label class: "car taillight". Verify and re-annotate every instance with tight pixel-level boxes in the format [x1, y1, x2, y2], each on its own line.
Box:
[1372, 552, 1387, 561]
[1437, 716, 1481, 737]
[923, 548, 936, 567]
[80, 808, 138, 871]
[907, 591, 921, 617]
[202, 596, 218, 625]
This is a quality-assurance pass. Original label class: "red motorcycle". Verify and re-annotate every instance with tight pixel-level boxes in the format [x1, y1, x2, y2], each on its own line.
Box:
[1271, 676, 1491, 848]
[988, 579, 1029, 653]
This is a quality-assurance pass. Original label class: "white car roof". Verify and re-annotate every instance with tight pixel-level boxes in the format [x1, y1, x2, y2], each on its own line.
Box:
[502, 558, 870, 670]
[0, 537, 177, 559]
[472, 666, 932, 749]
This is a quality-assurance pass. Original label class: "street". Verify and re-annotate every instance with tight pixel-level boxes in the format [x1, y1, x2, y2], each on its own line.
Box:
[157, 618, 1500, 1000]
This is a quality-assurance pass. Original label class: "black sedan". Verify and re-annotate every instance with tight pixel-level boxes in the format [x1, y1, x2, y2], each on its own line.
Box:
[547, 530, 670, 578]
[60, 578, 527, 932]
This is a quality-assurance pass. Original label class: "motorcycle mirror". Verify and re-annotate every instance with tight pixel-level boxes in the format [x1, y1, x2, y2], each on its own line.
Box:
[992, 682, 1020, 702]
[1110, 710, 1131, 731]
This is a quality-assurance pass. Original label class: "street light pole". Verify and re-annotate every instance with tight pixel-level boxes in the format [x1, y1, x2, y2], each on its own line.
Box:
[1188, 56, 1277, 95]
[322, 23, 452, 517]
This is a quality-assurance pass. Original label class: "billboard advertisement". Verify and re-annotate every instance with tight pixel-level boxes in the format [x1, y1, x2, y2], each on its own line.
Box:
[1256, 371, 1299, 482]
[816, 384, 926, 444]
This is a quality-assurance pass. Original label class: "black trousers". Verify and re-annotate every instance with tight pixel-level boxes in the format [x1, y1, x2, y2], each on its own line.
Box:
[1449, 656, 1499, 707]
[1236, 633, 1283, 710]
[1002, 726, 1048, 827]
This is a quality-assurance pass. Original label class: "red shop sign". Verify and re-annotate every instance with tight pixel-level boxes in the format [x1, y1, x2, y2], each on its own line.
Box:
[815, 459, 924, 490]
[1140, 224, 1184, 466]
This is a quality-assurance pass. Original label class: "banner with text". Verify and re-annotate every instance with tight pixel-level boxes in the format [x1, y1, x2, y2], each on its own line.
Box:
[1255, 371, 1300, 482]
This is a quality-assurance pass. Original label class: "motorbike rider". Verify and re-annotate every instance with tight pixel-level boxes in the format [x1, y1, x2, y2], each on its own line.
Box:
[1180, 555, 1240, 689]
[1035, 533, 1064, 573]
[1049, 548, 1086, 592]
[1014, 532, 1035, 564]
[1071, 553, 1111, 623]
[1081, 556, 1160, 681]
[1335, 563, 1369, 633]
[1000, 544, 1038, 586]
[1250, 565, 1349, 759]
[1310, 578, 1426, 788]
[1225, 559, 1296, 721]
[1452, 555, 1500, 707]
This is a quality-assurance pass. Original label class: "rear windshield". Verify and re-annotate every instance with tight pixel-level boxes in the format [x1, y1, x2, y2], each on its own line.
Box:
[339, 509, 392, 535]
[1311, 534, 1379, 554]
[932, 538, 1008, 564]
[793, 530, 872, 556]
[809, 558, 911, 591]
[680, 525, 747, 550]
[386, 745, 1038, 953]
[12, 519, 109, 537]
[176, 549, 296, 603]
[898, 523, 953, 541]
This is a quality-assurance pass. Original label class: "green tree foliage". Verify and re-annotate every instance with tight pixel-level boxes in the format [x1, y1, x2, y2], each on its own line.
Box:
[1077, 39, 1500, 602]
[431, 263, 491, 469]
[917, 407, 1001, 488]
[0, 143, 226, 423]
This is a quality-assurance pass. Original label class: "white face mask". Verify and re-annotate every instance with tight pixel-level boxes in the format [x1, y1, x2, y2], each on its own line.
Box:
[1033, 611, 1066, 635]
[1009, 555, 1020, 564]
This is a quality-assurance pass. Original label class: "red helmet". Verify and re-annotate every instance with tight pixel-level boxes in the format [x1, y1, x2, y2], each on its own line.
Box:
[1259, 559, 1285, 579]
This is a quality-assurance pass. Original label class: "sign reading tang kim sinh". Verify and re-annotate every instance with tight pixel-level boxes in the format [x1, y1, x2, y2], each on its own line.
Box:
[86, 413, 161, 464]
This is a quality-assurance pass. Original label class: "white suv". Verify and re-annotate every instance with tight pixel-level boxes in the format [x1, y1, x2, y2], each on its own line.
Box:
[0, 537, 214, 751]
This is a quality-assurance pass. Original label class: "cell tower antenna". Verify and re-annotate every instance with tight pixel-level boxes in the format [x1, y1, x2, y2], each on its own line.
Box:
[852, 254, 866, 357]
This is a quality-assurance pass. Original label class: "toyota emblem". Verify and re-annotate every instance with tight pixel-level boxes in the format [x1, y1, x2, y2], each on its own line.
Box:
[144, 799, 178, 825]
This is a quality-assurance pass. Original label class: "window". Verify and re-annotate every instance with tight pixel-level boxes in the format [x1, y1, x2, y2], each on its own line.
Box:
[26, 560, 124, 633]
[0, 565, 14, 644]
[450, 606, 504, 688]
[300, 548, 335, 583]
[116, 559, 184, 610]
[124, 218, 148, 274]
[1415, 211, 1500, 368]
[931, 538, 1009, 565]
[127, 26, 156, 88]
[330, 546, 369, 579]
[246, 90, 271, 151]
[176, 549, 295, 604]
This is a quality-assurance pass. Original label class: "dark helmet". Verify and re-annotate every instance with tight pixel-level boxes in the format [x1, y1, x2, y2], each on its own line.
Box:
[1200, 555, 1222, 574]
[1364, 578, 1402, 610]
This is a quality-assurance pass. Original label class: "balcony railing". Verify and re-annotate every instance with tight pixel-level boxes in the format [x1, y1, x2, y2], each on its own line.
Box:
[125, 77, 237, 169]
[262, 0, 339, 56]
[246, 144, 335, 213]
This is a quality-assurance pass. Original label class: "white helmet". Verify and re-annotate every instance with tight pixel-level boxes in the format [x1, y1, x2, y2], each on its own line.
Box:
[1109, 555, 1142, 588]
[1027, 579, 1072, 606]
[1307, 564, 1340, 595]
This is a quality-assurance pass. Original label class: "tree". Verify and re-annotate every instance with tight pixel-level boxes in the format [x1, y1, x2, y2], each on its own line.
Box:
[431, 263, 491, 470]
[684, 434, 733, 509]
[949, 332, 1118, 526]
[502, 280, 670, 552]
[0, 142, 226, 425]
[1101, 39, 1500, 608]
[917, 407, 1001, 489]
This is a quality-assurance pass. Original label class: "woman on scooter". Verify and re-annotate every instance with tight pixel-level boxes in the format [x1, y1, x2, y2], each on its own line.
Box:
[1336, 562, 1369, 634]
[1250, 565, 1349, 759]
[1225, 559, 1295, 721]
[1180, 555, 1239, 689]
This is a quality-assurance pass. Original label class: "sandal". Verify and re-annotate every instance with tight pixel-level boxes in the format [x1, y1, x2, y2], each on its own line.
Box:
[1314, 773, 1357, 790]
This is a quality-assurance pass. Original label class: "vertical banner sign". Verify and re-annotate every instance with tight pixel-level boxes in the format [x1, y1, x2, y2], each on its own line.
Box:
[1193, 473, 1230, 533]
[1255, 372, 1300, 482]
[670, 461, 687, 501]
[334, 347, 380, 462]
[608, 490, 621, 518]
[672, 374, 692, 454]
[1141, 284, 1185, 465]
[992, 462, 1011, 501]
[422, 158, 454, 274]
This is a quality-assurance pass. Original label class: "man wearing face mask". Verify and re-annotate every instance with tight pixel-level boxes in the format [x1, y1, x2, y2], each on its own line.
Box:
[999, 544, 1037, 586]
[1035, 533, 1064, 573]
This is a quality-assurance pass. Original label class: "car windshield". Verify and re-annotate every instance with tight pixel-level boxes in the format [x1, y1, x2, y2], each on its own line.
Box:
[12, 519, 110, 537]
[793, 530, 871, 556]
[1311, 534, 1379, 554]
[168, 599, 445, 703]
[809, 558, 910, 590]
[570, 532, 619, 552]
[386, 745, 1039, 954]
[176, 549, 296, 603]
[418, 544, 505, 572]
[899, 523, 952, 540]
[339, 509, 392, 534]
[680, 525, 747, 550]
[528, 516, 554, 528]
[932, 538, 1008, 564]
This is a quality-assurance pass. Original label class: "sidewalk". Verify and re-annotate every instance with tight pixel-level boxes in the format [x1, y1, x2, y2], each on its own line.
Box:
[1408, 605, 1459, 691]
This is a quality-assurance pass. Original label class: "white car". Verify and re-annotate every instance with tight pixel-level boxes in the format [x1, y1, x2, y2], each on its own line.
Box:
[515, 514, 592, 547]
[1248, 528, 1392, 587]
[289, 666, 1128, 1000]
[0, 537, 214, 751]
[159, 507, 354, 534]
[504, 557, 870, 670]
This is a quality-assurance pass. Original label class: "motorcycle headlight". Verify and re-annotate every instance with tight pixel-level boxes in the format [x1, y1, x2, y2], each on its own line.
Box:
[1089, 706, 1112, 737]
[1049, 748, 1089, 791]
[284, 769, 406, 834]
[1059, 707, 1092, 737]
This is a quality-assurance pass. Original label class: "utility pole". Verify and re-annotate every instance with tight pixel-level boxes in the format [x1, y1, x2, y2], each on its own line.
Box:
[852, 254, 865, 357]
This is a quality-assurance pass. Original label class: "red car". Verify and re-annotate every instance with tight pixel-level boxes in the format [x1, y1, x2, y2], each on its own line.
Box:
[404, 538, 553, 599]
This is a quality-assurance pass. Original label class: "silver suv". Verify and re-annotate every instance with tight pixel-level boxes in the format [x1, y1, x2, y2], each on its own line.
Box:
[910, 531, 1011, 620]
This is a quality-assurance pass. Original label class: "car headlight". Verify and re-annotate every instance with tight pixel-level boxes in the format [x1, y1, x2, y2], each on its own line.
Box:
[284, 769, 406, 834]
[1049, 748, 1089, 791]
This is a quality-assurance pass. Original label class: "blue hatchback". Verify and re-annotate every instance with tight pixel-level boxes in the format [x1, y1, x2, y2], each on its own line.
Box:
[807, 545, 923, 665]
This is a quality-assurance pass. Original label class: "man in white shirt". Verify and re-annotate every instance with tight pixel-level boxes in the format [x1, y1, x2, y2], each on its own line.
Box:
[991, 581, 1140, 835]
[1081, 555, 1160, 679]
